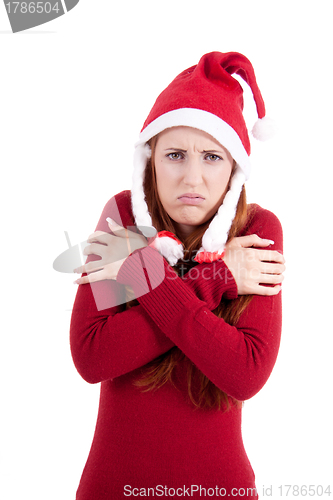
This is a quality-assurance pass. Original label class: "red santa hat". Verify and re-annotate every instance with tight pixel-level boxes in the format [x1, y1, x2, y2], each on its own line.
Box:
[131, 51, 274, 265]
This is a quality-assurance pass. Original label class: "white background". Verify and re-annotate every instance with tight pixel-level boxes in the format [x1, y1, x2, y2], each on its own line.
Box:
[1, 1, 332, 499]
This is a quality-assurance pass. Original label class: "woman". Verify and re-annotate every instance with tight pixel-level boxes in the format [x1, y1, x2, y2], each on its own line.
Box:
[71, 51, 285, 499]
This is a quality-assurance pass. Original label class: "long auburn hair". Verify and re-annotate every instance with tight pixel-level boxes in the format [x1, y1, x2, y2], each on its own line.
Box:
[127, 135, 253, 411]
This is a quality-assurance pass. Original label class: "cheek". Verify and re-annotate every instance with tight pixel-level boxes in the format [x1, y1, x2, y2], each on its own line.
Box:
[155, 162, 178, 198]
[210, 168, 233, 201]
[155, 164, 171, 204]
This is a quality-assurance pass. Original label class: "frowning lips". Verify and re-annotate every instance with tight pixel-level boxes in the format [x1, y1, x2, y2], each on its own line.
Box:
[177, 193, 205, 205]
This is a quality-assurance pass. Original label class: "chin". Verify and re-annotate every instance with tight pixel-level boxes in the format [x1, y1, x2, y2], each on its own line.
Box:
[174, 206, 206, 223]
[173, 215, 209, 230]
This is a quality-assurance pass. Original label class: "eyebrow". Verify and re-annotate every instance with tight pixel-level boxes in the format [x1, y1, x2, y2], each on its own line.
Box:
[164, 148, 187, 152]
[202, 150, 224, 154]
[163, 148, 224, 154]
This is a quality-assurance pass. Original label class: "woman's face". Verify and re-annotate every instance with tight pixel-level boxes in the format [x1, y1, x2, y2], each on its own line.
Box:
[154, 126, 234, 239]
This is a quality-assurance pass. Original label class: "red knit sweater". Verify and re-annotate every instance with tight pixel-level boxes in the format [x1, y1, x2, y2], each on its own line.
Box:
[70, 190, 283, 499]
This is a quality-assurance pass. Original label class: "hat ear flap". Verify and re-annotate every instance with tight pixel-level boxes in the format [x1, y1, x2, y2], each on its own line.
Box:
[131, 144, 153, 233]
[196, 166, 246, 257]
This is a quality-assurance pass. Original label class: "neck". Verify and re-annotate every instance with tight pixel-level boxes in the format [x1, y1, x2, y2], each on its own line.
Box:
[173, 222, 197, 241]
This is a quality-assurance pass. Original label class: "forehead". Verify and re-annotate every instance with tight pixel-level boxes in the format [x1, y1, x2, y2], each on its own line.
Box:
[156, 126, 227, 151]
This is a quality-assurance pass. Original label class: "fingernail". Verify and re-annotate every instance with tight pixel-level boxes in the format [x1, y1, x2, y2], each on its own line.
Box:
[267, 240, 275, 245]
[73, 279, 80, 285]
[106, 217, 115, 225]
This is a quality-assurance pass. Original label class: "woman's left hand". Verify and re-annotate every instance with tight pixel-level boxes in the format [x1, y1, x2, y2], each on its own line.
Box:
[73, 218, 148, 285]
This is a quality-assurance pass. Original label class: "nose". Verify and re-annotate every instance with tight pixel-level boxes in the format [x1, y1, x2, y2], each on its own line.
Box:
[182, 157, 203, 187]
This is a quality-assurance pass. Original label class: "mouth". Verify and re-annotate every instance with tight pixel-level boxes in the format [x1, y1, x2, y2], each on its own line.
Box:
[177, 193, 205, 205]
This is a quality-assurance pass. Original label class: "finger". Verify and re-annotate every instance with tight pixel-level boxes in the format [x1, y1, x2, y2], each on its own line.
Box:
[106, 218, 128, 237]
[83, 243, 108, 257]
[259, 273, 284, 285]
[252, 284, 282, 296]
[260, 262, 286, 275]
[256, 250, 285, 264]
[74, 260, 104, 275]
[87, 231, 113, 244]
[74, 269, 107, 285]
[237, 234, 275, 248]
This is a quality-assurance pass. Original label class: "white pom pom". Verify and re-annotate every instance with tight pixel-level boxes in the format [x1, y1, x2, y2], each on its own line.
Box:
[251, 116, 276, 141]
[154, 237, 183, 266]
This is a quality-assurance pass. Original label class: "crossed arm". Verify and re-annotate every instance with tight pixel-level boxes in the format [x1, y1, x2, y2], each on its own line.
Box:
[70, 194, 284, 400]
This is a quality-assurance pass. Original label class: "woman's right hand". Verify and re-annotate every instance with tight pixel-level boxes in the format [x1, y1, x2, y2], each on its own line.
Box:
[223, 234, 285, 296]
[73, 219, 148, 285]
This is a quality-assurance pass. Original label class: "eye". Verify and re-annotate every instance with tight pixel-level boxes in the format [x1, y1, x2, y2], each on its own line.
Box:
[166, 152, 184, 160]
[205, 153, 223, 162]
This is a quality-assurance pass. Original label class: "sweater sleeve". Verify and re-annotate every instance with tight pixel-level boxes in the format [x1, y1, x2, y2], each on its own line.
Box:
[117, 207, 283, 401]
[70, 191, 172, 383]
[70, 192, 237, 384]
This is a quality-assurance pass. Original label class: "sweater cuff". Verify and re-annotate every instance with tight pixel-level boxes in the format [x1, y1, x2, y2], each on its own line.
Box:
[117, 246, 199, 329]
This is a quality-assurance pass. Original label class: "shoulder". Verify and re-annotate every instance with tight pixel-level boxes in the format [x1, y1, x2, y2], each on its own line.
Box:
[94, 190, 135, 232]
[113, 190, 134, 226]
[245, 203, 283, 233]
[241, 204, 283, 252]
